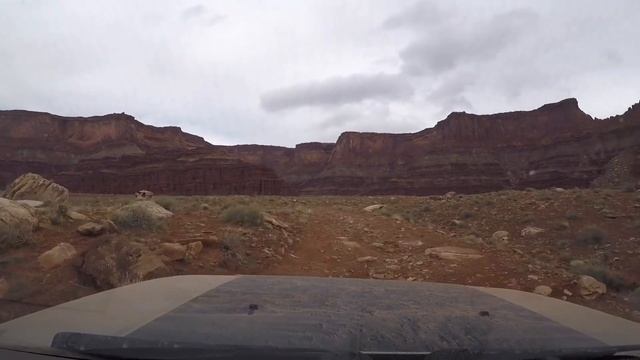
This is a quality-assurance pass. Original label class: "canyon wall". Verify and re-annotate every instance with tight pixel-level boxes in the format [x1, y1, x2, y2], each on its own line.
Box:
[1, 98, 638, 195]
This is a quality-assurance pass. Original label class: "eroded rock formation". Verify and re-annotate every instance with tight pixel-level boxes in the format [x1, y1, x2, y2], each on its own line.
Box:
[1, 98, 639, 195]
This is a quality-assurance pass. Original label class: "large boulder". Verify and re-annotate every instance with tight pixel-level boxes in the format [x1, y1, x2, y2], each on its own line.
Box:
[81, 238, 167, 289]
[3, 173, 69, 204]
[38, 242, 77, 269]
[0, 198, 39, 251]
[577, 275, 607, 300]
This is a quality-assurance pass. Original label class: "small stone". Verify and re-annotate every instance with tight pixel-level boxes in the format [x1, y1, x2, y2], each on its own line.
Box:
[521, 226, 545, 237]
[563, 289, 573, 296]
[370, 242, 384, 248]
[363, 204, 384, 212]
[491, 231, 509, 244]
[577, 275, 607, 300]
[398, 240, 423, 248]
[424, 246, 483, 261]
[67, 211, 89, 221]
[160, 242, 187, 261]
[341, 240, 361, 248]
[38, 243, 77, 270]
[185, 241, 203, 262]
[357, 256, 378, 263]
[77, 222, 105, 236]
[451, 219, 465, 227]
[533, 285, 552, 296]
[527, 275, 540, 281]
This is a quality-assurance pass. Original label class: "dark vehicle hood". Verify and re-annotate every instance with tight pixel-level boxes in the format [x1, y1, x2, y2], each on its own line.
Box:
[1, 275, 639, 354]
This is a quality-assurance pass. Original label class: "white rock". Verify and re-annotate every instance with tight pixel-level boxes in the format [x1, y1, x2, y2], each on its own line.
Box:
[363, 204, 385, 212]
[357, 256, 378, 263]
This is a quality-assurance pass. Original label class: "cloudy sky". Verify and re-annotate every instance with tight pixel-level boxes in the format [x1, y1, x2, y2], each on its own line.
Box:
[1, 1, 639, 146]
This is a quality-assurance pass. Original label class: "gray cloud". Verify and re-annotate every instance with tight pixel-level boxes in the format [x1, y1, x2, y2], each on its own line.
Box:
[260, 73, 414, 112]
[382, 2, 444, 30]
[400, 9, 539, 76]
[182, 4, 207, 20]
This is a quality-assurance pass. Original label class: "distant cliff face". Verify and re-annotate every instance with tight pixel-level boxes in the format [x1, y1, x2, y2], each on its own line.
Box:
[1, 98, 639, 195]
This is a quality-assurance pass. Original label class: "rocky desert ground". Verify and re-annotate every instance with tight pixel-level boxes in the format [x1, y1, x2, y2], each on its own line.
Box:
[1, 174, 640, 325]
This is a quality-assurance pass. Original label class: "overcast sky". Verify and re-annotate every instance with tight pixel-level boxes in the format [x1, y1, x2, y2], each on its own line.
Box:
[1, 1, 639, 146]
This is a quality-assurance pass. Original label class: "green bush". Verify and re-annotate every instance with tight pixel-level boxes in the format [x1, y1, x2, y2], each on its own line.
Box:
[221, 205, 263, 227]
[575, 226, 608, 246]
[570, 263, 635, 291]
[112, 207, 165, 231]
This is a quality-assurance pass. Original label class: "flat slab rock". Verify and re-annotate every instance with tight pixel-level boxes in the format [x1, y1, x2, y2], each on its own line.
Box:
[424, 246, 483, 260]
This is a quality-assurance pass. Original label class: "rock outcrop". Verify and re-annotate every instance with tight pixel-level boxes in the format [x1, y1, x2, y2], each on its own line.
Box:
[3, 173, 69, 203]
[1, 98, 639, 195]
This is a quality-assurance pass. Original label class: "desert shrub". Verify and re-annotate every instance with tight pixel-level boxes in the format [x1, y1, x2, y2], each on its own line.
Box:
[552, 221, 570, 231]
[111, 207, 165, 231]
[221, 205, 263, 227]
[0, 225, 32, 253]
[621, 182, 636, 193]
[155, 197, 177, 212]
[570, 263, 636, 291]
[460, 210, 474, 220]
[565, 211, 579, 221]
[575, 225, 608, 246]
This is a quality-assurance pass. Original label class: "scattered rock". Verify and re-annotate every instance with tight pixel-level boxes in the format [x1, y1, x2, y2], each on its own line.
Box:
[15, 200, 45, 208]
[341, 240, 361, 248]
[0, 278, 8, 298]
[577, 275, 607, 300]
[533, 285, 552, 296]
[370, 242, 385, 248]
[3, 173, 69, 203]
[135, 190, 154, 200]
[67, 211, 89, 221]
[363, 204, 385, 212]
[263, 213, 289, 230]
[38, 242, 77, 270]
[552, 187, 566, 192]
[159, 242, 187, 261]
[100, 219, 120, 234]
[569, 259, 585, 267]
[398, 240, 423, 248]
[184, 241, 203, 262]
[112, 200, 173, 220]
[81, 238, 167, 289]
[424, 246, 483, 261]
[451, 219, 465, 227]
[521, 226, 545, 237]
[527, 275, 540, 281]
[357, 256, 378, 263]
[563, 289, 573, 296]
[77, 222, 105, 237]
[491, 230, 510, 244]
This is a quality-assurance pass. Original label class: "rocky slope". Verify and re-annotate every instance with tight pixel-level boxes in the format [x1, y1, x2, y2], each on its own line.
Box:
[1, 98, 639, 195]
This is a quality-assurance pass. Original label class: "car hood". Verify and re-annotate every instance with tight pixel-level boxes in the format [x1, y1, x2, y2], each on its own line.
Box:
[0, 275, 639, 354]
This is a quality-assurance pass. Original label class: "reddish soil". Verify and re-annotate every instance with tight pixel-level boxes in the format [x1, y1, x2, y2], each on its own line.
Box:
[1, 189, 639, 324]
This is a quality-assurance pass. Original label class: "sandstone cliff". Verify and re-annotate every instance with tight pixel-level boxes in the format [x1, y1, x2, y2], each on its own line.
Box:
[1, 98, 638, 195]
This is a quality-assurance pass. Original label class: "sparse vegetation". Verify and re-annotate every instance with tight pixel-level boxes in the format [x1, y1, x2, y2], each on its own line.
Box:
[565, 210, 579, 221]
[111, 207, 165, 231]
[155, 197, 177, 212]
[221, 205, 264, 227]
[570, 263, 635, 291]
[47, 203, 68, 225]
[575, 225, 608, 246]
[0, 225, 32, 253]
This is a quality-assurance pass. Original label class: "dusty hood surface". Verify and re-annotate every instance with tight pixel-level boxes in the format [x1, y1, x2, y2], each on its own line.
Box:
[1, 275, 639, 354]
